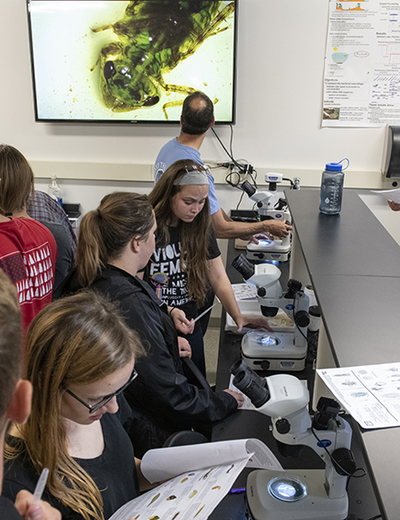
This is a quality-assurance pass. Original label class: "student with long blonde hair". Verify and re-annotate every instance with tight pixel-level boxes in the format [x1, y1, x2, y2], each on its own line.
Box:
[3, 291, 147, 520]
[147, 159, 272, 375]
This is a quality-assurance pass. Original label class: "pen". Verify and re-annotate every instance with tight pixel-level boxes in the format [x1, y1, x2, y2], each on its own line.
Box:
[193, 303, 216, 323]
[32, 468, 49, 504]
[229, 487, 246, 494]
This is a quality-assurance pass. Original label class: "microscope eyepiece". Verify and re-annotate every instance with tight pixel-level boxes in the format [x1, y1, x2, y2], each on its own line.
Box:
[231, 360, 267, 388]
[232, 254, 255, 280]
[312, 397, 341, 430]
[232, 367, 270, 408]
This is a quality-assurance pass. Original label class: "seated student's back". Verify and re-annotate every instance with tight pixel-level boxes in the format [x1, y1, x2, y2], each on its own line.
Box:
[0, 145, 57, 331]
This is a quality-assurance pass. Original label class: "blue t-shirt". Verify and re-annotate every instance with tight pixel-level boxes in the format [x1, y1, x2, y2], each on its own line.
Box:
[154, 138, 220, 215]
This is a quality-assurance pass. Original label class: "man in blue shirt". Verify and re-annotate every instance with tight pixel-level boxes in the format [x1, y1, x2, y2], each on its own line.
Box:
[155, 91, 292, 242]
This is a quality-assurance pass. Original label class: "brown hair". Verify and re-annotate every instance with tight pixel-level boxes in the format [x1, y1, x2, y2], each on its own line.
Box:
[148, 160, 211, 305]
[6, 290, 145, 520]
[77, 192, 154, 286]
[0, 270, 22, 430]
[0, 144, 34, 215]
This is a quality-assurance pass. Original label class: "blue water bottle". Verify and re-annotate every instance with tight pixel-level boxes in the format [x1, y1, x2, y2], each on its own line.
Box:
[319, 159, 349, 215]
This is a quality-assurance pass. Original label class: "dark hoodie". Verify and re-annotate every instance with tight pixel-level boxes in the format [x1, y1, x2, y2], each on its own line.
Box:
[62, 265, 237, 451]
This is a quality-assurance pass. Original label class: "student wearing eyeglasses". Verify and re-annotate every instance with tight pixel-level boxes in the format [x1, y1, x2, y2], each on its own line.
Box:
[2, 291, 151, 520]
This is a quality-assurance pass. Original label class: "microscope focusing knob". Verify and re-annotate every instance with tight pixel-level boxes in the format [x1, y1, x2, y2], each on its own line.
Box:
[275, 418, 290, 434]
[260, 360, 270, 371]
[257, 287, 267, 297]
[294, 310, 310, 328]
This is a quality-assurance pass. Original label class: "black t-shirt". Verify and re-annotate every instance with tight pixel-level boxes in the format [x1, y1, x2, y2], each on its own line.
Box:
[0, 496, 23, 520]
[3, 396, 138, 520]
[145, 225, 220, 319]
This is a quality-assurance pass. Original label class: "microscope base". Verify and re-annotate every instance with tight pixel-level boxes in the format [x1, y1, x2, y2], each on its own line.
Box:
[246, 250, 290, 262]
[241, 351, 306, 371]
[241, 332, 307, 371]
[246, 238, 291, 263]
[247, 469, 348, 520]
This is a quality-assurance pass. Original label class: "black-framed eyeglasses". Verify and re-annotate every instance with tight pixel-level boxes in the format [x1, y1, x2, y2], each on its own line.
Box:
[65, 367, 138, 414]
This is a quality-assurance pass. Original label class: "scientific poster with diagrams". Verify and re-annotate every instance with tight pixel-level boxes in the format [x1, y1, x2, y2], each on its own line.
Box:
[323, 0, 400, 127]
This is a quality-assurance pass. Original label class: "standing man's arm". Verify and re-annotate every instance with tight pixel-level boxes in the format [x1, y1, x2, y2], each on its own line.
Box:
[211, 208, 292, 241]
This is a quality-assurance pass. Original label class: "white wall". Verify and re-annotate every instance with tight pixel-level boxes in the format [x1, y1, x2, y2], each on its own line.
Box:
[0, 0, 391, 189]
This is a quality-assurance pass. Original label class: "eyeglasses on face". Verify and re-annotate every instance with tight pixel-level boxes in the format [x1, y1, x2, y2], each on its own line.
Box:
[65, 367, 138, 414]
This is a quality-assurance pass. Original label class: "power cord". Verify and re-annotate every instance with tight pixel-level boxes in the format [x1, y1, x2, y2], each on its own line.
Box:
[292, 291, 310, 344]
[212, 125, 259, 199]
[310, 427, 366, 485]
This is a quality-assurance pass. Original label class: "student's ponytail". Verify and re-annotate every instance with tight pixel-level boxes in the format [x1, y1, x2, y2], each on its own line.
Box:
[77, 210, 108, 286]
[77, 192, 154, 286]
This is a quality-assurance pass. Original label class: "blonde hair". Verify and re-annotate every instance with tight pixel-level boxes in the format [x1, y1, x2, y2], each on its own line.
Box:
[6, 291, 145, 520]
[0, 270, 22, 429]
[77, 192, 154, 286]
[149, 159, 211, 305]
[0, 144, 34, 215]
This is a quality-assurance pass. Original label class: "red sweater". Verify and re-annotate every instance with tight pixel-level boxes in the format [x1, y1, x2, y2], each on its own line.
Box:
[0, 218, 57, 331]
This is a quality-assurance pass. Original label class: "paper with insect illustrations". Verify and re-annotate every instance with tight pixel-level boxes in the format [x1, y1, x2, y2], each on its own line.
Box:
[108, 439, 283, 520]
[108, 457, 249, 520]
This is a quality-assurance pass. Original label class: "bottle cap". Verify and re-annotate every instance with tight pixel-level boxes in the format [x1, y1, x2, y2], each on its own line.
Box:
[325, 162, 343, 172]
[325, 158, 349, 172]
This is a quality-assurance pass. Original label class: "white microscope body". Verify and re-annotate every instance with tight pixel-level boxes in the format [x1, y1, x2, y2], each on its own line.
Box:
[231, 363, 355, 520]
[233, 255, 310, 371]
[245, 173, 299, 262]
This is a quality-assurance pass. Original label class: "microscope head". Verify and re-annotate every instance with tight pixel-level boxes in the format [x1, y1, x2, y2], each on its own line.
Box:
[231, 362, 311, 434]
[232, 254, 282, 298]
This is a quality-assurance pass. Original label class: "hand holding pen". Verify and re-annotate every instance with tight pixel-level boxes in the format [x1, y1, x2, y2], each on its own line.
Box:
[14, 468, 61, 520]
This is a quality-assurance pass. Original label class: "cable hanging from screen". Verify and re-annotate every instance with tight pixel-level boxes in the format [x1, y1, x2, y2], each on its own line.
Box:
[211, 125, 258, 191]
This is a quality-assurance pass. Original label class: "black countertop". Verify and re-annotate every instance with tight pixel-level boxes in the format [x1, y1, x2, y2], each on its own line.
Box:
[284, 188, 400, 520]
[210, 189, 400, 519]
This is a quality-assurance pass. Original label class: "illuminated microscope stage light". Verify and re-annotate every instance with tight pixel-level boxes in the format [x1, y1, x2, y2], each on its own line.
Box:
[247, 330, 280, 347]
[268, 476, 307, 503]
[257, 238, 273, 247]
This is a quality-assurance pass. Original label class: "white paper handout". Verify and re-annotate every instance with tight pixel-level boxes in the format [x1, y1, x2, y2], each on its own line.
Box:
[317, 362, 400, 429]
[108, 439, 282, 520]
[371, 187, 400, 204]
[231, 283, 257, 301]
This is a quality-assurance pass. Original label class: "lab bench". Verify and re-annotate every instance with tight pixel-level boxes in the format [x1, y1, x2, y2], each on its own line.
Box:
[209, 189, 396, 519]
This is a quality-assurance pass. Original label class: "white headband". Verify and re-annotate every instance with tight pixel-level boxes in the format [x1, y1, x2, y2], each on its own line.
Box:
[173, 167, 210, 186]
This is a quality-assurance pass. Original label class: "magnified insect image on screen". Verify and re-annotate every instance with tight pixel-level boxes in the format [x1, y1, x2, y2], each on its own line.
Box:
[27, 0, 237, 123]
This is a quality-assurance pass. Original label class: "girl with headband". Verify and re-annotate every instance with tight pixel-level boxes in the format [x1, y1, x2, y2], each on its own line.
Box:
[147, 159, 272, 375]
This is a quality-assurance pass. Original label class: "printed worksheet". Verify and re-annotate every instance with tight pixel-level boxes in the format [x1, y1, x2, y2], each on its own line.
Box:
[231, 283, 257, 301]
[108, 439, 283, 520]
[317, 362, 400, 428]
[108, 459, 249, 520]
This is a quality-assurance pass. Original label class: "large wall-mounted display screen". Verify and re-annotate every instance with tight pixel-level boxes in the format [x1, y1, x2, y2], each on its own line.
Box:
[27, 0, 237, 123]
